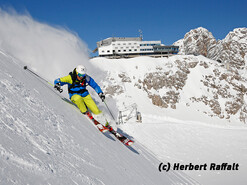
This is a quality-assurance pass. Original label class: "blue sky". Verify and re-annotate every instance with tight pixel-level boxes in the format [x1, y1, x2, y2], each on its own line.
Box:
[0, 0, 246, 55]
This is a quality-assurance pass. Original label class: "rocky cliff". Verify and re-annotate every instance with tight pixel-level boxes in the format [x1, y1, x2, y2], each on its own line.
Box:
[92, 54, 247, 124]
[175, 27, 247, 70]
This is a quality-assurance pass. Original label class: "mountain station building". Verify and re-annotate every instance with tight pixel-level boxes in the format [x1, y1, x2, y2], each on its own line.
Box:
[94, 37, 179, 58]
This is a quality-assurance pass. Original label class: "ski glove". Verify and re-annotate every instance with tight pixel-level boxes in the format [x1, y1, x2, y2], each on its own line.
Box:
[99, 93, 105, 102]
[54, 83, 63, 93]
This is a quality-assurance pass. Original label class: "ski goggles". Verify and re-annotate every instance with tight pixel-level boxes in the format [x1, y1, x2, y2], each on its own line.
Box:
[76, 72, 86, 77]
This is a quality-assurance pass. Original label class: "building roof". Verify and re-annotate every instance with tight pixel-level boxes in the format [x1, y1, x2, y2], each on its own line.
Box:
[97, 37, 142, 47]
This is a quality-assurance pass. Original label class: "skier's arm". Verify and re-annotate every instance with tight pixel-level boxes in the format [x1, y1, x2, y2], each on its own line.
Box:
[87, 76, 105, 102]
[54, 75, 73, 86]
[87, 76, 103, 94]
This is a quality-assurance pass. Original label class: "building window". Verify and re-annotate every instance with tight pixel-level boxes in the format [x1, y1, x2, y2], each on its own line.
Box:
[107, 50, 110, 52]
[118, 50, 121, 52]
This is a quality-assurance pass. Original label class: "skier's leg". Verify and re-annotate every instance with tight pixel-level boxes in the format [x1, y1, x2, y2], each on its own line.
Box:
[71, 94, 87, 113]
[83, 95, 109, 124]
[83, 94, 102, 115]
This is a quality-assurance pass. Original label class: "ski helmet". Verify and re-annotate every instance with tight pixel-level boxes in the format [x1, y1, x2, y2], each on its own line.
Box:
[76, 65, 86, 77]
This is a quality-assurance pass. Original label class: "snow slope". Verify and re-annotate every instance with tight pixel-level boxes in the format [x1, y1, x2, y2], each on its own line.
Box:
[91, 56, 247, 185]
[0, 51, 195, 184]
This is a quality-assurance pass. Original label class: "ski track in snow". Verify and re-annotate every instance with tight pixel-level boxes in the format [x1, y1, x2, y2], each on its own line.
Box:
[0, 73, 60, 175]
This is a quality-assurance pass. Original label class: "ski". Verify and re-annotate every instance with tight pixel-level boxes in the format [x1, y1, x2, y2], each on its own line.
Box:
[85, 112, 133, 146]
[85, 111, 108, 133]
[106, 125, 134, 146]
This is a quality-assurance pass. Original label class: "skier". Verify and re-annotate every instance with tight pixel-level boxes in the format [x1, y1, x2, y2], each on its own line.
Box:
[54, 65, 106, 121]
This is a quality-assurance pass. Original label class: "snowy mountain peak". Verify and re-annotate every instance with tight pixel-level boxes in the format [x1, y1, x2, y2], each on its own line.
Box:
[209, 27, 247, 69]
[179, 27, 247, 70]
[225, 27, 247, 42]
[183, 27, 216, 57]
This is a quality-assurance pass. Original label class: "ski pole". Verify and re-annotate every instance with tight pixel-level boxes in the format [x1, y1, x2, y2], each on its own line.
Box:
[24, 66, 53, 86]
[104, 101, 117, 124]
[24, 65, 63, 93]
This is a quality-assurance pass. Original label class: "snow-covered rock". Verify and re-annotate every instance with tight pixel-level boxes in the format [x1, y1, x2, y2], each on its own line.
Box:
[208, 28, 247, 69]
[178, 27, 247, 70]
[92, 55, 247, 124]
[183, 27, 216, 57]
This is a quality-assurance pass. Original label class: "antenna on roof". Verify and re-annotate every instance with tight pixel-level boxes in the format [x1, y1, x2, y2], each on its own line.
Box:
[139, 29, 143, 41]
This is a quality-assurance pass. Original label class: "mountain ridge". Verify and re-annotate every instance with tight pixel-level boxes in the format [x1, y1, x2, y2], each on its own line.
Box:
[174, 27, 247, 69]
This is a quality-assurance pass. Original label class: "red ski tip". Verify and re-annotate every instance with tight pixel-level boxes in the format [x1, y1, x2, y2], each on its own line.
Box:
[127, 142, 134, 146]
[102, 129, 108, 133]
